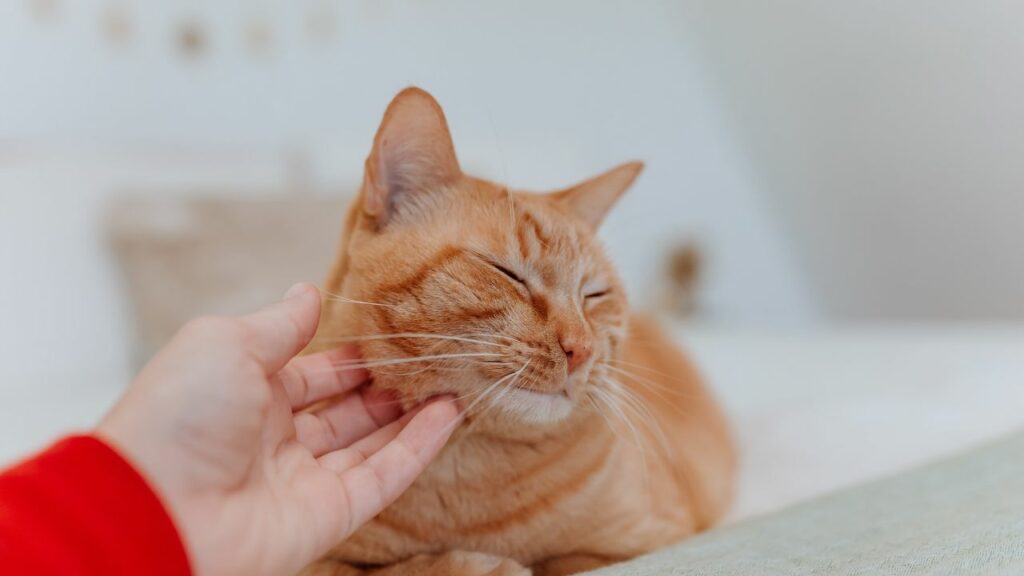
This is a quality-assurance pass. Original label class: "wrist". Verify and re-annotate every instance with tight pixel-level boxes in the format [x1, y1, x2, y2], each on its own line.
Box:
[95, 416, 200, 572]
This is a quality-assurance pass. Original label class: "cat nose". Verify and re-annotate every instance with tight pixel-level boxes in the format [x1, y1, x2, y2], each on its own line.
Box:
[560, 337, 593, 373]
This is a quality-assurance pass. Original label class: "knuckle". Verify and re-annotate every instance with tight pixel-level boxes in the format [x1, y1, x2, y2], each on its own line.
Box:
[279, 366, 308, 405]
[279, 311, 305, 349]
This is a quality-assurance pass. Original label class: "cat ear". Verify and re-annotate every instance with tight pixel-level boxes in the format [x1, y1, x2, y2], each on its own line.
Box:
[551, 161, 643, 229]
[363, 87, 462, 224]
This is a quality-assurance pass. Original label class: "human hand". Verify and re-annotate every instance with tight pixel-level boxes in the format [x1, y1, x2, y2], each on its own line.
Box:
[97, 283, 461, 576]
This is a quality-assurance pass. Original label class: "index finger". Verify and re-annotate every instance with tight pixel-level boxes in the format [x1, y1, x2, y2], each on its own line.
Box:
[278, 345, 371, 410]
[333, 398, 461, 535]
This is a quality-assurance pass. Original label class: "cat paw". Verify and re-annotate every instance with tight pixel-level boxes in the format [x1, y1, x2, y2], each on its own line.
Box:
[304, 551, 531, 576]
[447, 551, 531, 576]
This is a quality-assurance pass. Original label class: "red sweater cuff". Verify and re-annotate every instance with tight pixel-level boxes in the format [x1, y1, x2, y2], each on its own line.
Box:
[0, 435, 192, 576]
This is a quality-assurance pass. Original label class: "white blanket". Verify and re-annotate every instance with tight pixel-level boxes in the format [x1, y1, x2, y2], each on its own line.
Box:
[676, 324, 1024, 521]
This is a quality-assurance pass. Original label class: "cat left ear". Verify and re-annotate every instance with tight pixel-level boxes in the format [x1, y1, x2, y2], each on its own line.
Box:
[363, 87, 462, 226]
[551, 161, 643, 229]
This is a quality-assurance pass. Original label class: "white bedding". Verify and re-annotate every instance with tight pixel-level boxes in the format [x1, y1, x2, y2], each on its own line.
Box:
[4, 324, 1023, 523]
[677, 324, 1024, 521]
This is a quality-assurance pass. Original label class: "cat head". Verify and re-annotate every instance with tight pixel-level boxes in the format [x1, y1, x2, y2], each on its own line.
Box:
[324, 87, 641, 436]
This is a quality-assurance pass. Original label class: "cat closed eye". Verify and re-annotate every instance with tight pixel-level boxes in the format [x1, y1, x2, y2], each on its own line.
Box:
[584, 289, 611, 299]
[490, 262, 526, 286]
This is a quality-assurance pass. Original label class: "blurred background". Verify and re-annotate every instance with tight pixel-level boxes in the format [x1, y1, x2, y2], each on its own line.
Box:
[3, 0, 1024, 519]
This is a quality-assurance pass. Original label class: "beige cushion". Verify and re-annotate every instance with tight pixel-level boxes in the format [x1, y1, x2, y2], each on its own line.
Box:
[591, 429, 1024, 575]
[108, 196, 348, 366]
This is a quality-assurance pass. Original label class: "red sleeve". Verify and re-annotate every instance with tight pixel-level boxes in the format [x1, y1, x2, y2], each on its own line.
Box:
[0, 435, 192, 576]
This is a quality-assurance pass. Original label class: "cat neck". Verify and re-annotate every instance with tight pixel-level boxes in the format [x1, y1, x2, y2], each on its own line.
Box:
[398, 405, 615, 515]
[447, 405, 608, 458]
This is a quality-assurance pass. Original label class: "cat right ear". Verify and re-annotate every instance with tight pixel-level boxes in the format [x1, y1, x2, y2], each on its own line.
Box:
[551, 161, 643, 230]
[363, 87, 462, 226]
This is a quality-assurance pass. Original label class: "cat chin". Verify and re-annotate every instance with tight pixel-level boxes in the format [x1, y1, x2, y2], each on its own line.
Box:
[498, 387, 575, 425]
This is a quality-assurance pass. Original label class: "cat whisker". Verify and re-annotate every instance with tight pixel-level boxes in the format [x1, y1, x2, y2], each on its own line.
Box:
[369, 364, 514, 377]
[318, 289, 397, 309]
[318, 332, 513, 349]
[588, 384, 650, 475]
[604, 358, 679, 380]
[505, 187, 517, 240]
[414, 362, 530, 449]
[313, 352, 502, 375]
[337, 386, 490, 414]
[463, 361, 531, 434]
[443, 362, 528, 420]
[332, 352, 500, 364]
[367, 352, 517, 377]
[600, 376, 673, 460]
[415, 363, 518, 372]
[600, 363, 694, 400]
[603, 360, 698, 396]
[586, 395, 619, 435]
[462, 332, 524, 345]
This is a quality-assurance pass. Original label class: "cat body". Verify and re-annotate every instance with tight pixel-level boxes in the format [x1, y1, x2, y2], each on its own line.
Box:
[303, 88, 734, 576]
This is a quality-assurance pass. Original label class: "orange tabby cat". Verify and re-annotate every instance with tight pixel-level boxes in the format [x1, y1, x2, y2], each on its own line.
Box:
[301, 88, 735, 576]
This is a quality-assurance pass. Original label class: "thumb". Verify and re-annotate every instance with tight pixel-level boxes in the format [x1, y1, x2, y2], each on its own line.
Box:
[240, 283, 322, 373]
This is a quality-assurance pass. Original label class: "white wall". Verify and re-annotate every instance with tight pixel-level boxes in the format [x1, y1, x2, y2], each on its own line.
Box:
[680, 1, 1024, 319]
[0, 1, 811, 455]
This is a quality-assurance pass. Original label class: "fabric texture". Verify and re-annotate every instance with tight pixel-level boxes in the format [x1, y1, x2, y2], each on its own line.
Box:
[0, 435, 191, 576]
[590, 429, 1024, 575]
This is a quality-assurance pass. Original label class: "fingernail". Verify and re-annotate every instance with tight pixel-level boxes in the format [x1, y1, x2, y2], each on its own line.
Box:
[426, 394, 463, 415]
[284, 282, 309, 300]
[408, 395, 459, 418]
